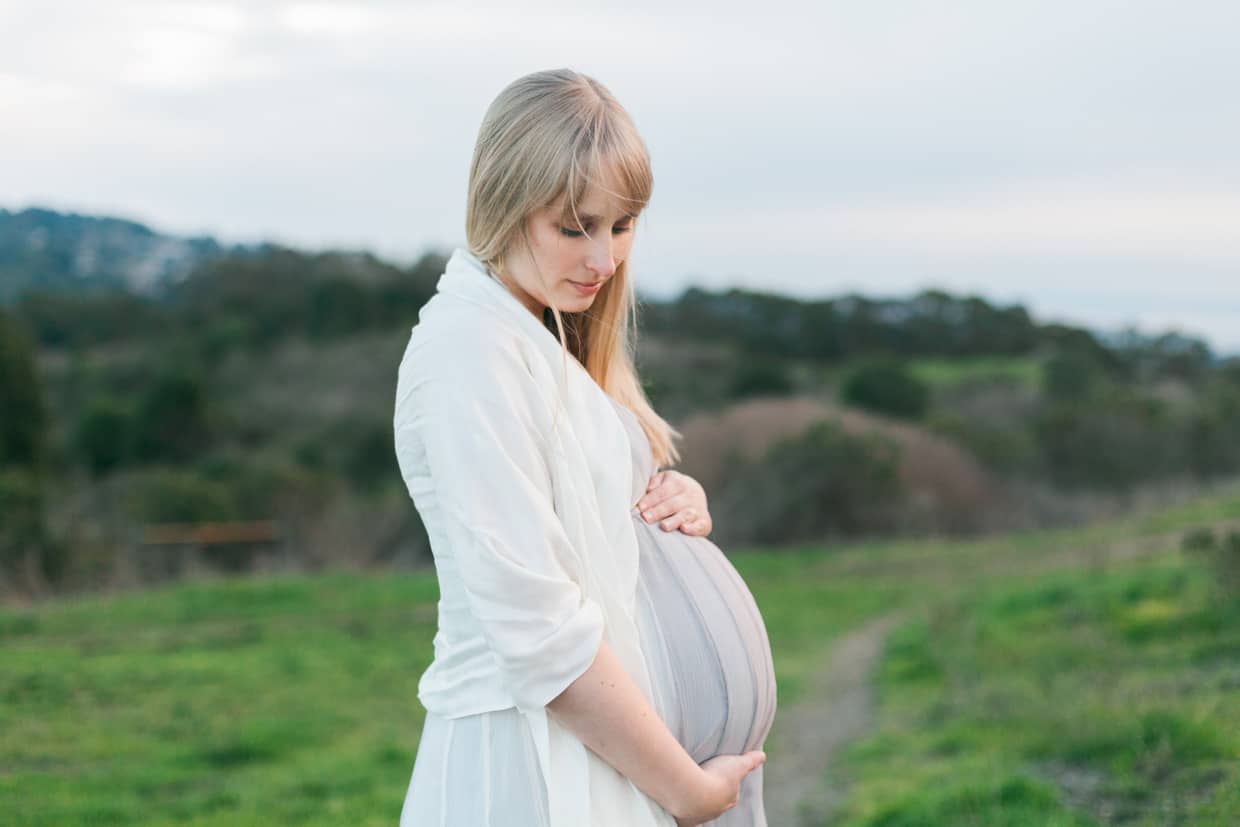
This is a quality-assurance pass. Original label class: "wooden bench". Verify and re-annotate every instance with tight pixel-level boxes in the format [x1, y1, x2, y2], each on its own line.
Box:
[137, 520, 287, 578]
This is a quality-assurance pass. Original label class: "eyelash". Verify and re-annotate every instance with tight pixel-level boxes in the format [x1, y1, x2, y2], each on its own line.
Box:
[560, 225, 633, 238]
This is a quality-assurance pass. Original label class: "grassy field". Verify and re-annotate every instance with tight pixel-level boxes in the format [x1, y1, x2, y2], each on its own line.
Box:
[3, 485, 1238, 825]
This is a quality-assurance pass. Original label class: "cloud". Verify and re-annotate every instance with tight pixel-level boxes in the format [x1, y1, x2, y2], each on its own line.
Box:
[721, 177, 1240, 261]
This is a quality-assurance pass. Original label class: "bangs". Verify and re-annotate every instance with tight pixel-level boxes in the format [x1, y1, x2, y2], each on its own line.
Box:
[555, 116, 652, 227]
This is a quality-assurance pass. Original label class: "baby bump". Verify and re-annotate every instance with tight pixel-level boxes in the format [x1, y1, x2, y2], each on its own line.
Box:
[632, 517, 777, 764]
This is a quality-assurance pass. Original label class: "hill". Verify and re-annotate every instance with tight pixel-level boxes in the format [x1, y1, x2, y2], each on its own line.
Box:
[0, 206, 271, 301]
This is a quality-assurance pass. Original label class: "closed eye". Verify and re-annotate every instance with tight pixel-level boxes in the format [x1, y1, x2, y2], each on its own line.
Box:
[560, 224, 633, 238]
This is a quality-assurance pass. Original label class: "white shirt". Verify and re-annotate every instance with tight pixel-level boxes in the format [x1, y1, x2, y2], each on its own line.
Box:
[392, 248, 675, 826]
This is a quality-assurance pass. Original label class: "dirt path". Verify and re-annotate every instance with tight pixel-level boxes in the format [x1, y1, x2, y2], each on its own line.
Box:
[763, 613, 903, 827]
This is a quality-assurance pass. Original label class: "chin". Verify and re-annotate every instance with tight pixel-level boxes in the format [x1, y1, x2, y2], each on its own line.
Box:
[561, 289, 601, 310]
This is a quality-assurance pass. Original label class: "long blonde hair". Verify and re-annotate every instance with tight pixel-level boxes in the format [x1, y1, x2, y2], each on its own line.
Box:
[465, 68, 681, 468]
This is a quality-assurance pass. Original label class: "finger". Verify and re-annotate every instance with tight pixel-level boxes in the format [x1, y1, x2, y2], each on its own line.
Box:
[645, 471, 668, 492]
[638, 492, 681, 522]
[641, 494, 692, 523]
[681, 517, 709, 536]
[659, 511, 689, 532]
[639, 477, 680, 509]
[635, 489, 665, 514]
[636, 476, 674, 512]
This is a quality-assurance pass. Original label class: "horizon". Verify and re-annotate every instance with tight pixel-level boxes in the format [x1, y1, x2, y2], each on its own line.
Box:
[4, 199, 1235, 359]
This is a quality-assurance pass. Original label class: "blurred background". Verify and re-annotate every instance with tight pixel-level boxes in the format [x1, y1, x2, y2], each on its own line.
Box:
[2, 2, 1237, 825]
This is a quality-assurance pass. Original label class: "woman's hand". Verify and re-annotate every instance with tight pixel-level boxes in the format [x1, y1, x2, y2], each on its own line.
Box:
[636, 470, 713, 536]
[672, 751, 767, 826]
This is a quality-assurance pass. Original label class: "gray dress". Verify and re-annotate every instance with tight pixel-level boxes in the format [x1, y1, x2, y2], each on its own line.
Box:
[613, 398, 778, 826]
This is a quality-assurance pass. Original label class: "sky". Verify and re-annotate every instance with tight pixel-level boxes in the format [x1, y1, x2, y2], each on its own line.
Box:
[2, 0, 1237, 353]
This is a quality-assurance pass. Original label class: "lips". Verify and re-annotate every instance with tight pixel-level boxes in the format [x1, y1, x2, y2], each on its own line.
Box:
[569, 279, 605, 295]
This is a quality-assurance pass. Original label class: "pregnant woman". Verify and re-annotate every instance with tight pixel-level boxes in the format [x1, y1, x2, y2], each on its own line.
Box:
[393, 68, 776, 826]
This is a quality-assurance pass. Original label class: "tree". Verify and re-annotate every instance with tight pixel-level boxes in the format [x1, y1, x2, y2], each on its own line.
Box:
[73, 399, 135, 477]
[1041, 350, 1104, 402]
[0, 310, 62, 585]
[840, 359, 930, 420]
[0, 310, 47, 468]
[132, 369, 213, 464]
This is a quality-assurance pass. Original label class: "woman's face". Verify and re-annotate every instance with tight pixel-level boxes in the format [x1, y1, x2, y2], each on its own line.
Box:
[498, 177, 637, 318]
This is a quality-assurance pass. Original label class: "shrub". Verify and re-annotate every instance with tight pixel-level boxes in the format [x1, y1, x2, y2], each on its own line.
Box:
[1182, 527, 1240, 603]
[1041, 349, 1105, 401]
[132, 369, 213, 464]
[1186, 383, 1240, 478]
[124, 467, 237, 524]
[728, 357, 795, 399]
[294, 415, 400, 496]
[840, 359, 930, 420]
[0, 309, 47, 469]
[1032, 391, 1181, 489]
[0, 468, 65, 584]
[72, 399, 135, 477]
[712, 418, 902, 544]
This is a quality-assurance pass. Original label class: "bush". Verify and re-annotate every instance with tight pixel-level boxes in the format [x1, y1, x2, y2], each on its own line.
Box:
[1041, 349, 1105, 401]
[840, 359, 930, 420]
[1033, 391, 1181, 489]
[195, 452, 311, 519]
[928, 413, 1038, 476]
[124, 468, 237, 524]
[0, 309, 47, 469]
[132, 369, 213, 464]
[294, 415, 400, 496]
[1181, 527, 1240, 603]
[1186, 383, 1240, 478]
[72, 399, 135, 477]
[0, 468, 64, 584]
[728, 357, 795, 399]
[712, 419, 903, 544]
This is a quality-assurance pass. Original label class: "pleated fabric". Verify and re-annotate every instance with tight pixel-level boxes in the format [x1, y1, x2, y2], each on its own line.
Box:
[398, 398, 777, 826]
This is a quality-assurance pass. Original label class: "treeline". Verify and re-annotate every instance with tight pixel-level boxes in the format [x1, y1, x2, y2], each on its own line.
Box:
[638, 286, 1219, 385]
[2, 243, 1239, 593]
[13, 246, 447, 352]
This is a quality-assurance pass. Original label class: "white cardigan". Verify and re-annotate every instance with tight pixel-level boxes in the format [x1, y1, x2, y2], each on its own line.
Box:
[392, 248, 676, 826]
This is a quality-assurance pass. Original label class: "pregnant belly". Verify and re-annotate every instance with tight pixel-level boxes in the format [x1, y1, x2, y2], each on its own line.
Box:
[631, 515, 777, 763]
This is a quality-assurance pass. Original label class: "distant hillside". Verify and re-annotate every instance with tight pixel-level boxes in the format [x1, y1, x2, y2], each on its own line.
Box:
[0, 206, 270, 302]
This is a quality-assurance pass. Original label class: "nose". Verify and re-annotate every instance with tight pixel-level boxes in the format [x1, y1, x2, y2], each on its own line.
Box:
[585, 234, 618, 280]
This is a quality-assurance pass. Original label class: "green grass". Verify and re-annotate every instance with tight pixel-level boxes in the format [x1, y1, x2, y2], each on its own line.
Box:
[1, 573, 440, 826]
[906, 356, 1041, 389]
[833, 545, 1240, 826]
[3, 483, 1239, 825]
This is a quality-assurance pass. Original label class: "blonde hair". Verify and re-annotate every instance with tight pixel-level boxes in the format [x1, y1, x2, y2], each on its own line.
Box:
[465, 68, 681, 468]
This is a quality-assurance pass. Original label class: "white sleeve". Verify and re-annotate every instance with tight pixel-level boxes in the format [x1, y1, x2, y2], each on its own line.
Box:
[395, 333, 605, 711]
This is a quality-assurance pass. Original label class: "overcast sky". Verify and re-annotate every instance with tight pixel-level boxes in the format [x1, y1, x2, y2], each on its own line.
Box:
[3, 0, 1237, 352]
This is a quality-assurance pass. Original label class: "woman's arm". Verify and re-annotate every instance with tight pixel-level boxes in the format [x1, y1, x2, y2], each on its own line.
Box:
[547, 638, 764, 824]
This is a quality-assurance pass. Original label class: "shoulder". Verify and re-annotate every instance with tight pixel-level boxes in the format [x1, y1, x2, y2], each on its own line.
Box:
[401, 295, 537, 386]
[395, 299, 557, 440]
